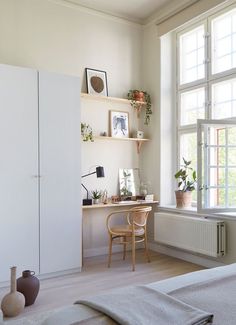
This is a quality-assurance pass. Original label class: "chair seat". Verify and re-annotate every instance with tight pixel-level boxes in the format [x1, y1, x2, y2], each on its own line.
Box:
[110, 225, 145, 236]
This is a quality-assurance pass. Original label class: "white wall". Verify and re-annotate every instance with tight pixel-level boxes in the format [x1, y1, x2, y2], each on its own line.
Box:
[2, 0, 236, 264]
[0, 0, 142, 97]
[141, 0, 236, 265]
[0, 0, 145, 256]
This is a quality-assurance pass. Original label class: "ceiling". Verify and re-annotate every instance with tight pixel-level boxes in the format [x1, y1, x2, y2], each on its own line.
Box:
[65, 0, 174, 24]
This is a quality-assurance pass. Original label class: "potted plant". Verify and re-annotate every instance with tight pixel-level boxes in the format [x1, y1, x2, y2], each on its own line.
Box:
[174, 158, 197, 208]
[127, 90, 152, 125]
[91, 189, 102, 204]
[81, 123, 94, 142]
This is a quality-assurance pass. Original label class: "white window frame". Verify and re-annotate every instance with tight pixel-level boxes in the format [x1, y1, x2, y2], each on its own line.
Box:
[197, 119, 236, 213]
[175, 2, 236, 213]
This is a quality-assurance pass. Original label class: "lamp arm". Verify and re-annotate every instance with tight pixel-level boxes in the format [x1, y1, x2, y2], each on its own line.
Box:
[81, 183, 89, 199]
[81, 171, 96, 178]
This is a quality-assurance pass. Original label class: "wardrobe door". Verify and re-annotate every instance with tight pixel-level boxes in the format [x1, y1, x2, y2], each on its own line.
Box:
[39, 71, 81, 274]
[0, 64, 39, 282]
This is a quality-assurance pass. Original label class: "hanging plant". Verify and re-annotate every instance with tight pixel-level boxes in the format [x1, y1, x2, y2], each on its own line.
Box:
[127, 90, 152, 125]
[81, 123, 94, 142]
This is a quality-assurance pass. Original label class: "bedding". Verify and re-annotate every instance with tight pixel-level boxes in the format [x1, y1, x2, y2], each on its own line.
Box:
[76, 286, 213, 325]
[3, 263, 236, 325]
[43, 264, 236, 325]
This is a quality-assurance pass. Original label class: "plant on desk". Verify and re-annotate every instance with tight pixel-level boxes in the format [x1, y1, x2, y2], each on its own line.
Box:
[91, 190, 102, 204]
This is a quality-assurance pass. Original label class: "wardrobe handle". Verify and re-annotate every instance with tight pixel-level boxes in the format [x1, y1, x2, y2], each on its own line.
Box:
[32, 175, 42, 178]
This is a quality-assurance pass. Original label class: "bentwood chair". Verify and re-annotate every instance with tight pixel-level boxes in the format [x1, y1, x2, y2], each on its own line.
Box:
[106, 206, 152, 271]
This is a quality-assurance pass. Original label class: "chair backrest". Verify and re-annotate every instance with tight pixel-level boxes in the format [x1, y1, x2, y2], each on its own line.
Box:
[128, 206, 152, 227]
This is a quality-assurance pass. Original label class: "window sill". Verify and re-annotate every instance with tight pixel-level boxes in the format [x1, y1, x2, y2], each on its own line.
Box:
[158, 205, 236, 221]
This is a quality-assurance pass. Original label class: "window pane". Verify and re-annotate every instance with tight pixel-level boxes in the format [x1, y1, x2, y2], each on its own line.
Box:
[199, 121, 236, 210]
[228, 168, 236, 186]
[228, 188, 236, 206]
[179, 133, 197, 201]
[180, 88, 205, 126]
[179, 133, 197, 169]
[212, 78, 236, 119]
[180, 25, 205, 84]
[208, 188, 225, 208]
[209, 167, 225, 186]
[212, 8, 236, 74]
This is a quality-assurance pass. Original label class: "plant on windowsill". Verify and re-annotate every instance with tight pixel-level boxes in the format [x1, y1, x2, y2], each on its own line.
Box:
[81, 123, 94, 142]
[174, 158, 197, 209]
[91, 189, 102, 204]
[127, 90, 152, 125]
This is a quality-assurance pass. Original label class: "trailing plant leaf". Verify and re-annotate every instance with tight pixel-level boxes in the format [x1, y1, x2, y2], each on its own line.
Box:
[81, 123, 94, 142]
[127, 90, 152, 125]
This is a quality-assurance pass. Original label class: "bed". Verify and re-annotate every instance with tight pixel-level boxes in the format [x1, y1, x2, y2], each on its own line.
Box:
[4, 263, 236, 325]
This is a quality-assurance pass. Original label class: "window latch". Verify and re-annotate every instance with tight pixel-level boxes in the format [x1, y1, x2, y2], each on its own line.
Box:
[203, 32, 210, 39]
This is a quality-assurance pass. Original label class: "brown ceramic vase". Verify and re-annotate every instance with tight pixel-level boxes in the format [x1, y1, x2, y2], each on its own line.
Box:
[17, 270, 40, 306]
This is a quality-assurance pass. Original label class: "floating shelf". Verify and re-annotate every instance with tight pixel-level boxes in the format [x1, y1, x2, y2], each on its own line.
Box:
[94, 136, 150, 154]
[81, 92, 146, 108]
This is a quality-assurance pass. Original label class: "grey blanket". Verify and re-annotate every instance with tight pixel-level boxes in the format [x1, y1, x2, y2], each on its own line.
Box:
[169, 273, 236, 325]
[76, 286, 213, 325]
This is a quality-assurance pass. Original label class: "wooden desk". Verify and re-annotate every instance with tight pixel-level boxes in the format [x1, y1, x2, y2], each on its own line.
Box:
[82, 200, 159, 210]
[82, 201, 159, 262]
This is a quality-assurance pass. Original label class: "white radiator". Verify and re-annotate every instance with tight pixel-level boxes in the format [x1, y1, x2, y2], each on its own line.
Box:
[154, 212, 226, 257]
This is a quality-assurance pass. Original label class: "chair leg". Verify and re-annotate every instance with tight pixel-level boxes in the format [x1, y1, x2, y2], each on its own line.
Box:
[144, 232, 151, 263]
[123, 236, 126, 260]
[108, 234, 112, 268]
[132, 233, 135, 271]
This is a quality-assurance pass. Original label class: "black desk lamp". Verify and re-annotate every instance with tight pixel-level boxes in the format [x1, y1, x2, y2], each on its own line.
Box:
[82, 166, 105, 205]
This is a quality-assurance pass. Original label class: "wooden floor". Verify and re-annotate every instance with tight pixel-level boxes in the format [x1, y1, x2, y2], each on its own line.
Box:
[0, 250, 204, 322]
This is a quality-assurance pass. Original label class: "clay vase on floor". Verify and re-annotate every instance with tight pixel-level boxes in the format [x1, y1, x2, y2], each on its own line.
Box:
[1, 266, 25, 317]
[17, 270, 40, 306]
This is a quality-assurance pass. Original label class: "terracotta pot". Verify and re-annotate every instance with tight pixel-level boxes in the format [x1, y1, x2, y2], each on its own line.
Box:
[133, 91, 145, 102]
[175, 191, 192, 208]
[17, 270, 40, 306]
[1, 266, 25, 317]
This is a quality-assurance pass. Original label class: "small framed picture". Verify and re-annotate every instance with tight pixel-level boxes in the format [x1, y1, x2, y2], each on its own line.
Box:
[85, 68, 108, 96]
[110, 110, 129, 138]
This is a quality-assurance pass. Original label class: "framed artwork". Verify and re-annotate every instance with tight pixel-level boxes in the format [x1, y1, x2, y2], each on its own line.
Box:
[110, 110, 129, 138]
[85, 68, 108, 96]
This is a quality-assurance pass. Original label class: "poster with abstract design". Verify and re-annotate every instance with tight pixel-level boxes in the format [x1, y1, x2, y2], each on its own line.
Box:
[110, 111, 129, 138]
[85, 68, 108, 96]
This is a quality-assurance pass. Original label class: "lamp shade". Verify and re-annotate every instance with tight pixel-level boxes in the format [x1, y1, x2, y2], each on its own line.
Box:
[96, 166, 104, 178]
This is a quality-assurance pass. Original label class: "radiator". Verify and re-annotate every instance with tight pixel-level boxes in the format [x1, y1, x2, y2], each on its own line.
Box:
[154, 212, 226, 257]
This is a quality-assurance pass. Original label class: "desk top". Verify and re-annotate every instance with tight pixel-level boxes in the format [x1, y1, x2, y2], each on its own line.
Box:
[82, 200, 159, 210]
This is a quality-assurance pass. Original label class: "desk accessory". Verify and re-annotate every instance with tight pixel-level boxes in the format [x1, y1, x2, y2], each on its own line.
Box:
[82, 166, 105, 205]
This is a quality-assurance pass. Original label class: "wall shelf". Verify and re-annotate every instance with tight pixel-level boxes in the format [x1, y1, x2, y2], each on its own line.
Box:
[81, 92, 146, 111]
[81, 93, 150, 153]
[94, 136, 150, 154]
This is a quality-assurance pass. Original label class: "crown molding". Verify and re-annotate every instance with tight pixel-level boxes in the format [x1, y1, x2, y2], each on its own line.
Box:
[143, 0, 200, 27]
[48, 0, 203, 28]
[47, 0, 143, 27]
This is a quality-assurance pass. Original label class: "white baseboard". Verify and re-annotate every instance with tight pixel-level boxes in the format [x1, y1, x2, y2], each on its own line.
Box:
[0, 267, 82, 288]
[84, 245, 123, 258]
[149, 242, 225, 268]
[84, 243, 144, 258]
[38, 267, 82, 280]
[84, 242, 226, 269]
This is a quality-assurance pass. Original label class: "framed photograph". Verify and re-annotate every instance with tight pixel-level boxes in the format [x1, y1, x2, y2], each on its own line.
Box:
[110, 110, 129, 138]
[85, 68, 108, 96]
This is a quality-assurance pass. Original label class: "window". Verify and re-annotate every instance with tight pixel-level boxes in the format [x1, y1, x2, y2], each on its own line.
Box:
[176, 4, 236, 212]
[198, 120, 236, 212]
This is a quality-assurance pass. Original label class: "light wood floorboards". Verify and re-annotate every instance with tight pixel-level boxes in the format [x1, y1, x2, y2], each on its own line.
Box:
[0, 250, 204, 322]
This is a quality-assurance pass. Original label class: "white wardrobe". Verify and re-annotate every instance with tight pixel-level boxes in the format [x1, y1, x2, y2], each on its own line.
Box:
[0, 64, 81, 283]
